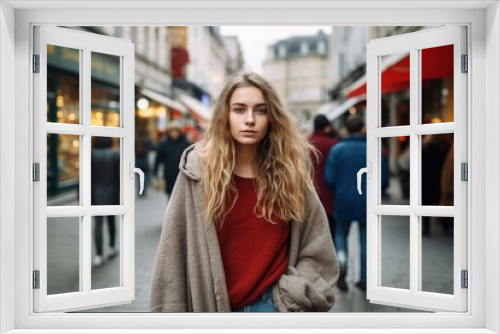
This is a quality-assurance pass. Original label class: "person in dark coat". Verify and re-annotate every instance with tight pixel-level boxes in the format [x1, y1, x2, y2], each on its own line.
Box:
[135, 126, 155, 196]
[154, 122, 192, 198]
[324, 114, 388, 292]
[91, 136, 120, 266]
[308, 114, 339, 245]
[421, 133, 450, 236]
[439, 140, 454, 236]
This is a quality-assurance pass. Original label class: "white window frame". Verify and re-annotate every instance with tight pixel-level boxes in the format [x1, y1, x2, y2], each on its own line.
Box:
[0, 1, 499, 334]
[366, 26, 467, 312]
[33, 25, 136, 313]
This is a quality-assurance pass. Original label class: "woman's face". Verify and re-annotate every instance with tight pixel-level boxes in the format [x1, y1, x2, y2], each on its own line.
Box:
[228, 86, 269, 148]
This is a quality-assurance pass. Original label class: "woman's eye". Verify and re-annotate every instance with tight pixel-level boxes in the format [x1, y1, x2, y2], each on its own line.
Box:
[233, 108, 245, 113]
[256, 108, 267, 114]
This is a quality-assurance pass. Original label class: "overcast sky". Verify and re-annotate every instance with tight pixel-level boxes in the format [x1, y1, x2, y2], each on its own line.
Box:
[219, 26, 332, 74]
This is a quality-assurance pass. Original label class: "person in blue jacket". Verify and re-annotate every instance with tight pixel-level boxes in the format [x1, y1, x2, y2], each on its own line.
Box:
[324, 114, 388, 292]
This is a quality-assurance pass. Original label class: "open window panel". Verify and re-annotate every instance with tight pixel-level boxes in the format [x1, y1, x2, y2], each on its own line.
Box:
[33, 26, 137, 312]
[365, 26, 467, 312]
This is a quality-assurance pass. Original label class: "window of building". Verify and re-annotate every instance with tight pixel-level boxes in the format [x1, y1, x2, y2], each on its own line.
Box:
[320, 86, 327, 101]
[317, 40, 326, 55]
[115, 26, 123, 38]
[278, 44, 286, 58]
[131, 27, 138, 44]
[339, 53, 346, 79]
[301, 42, 309, 55]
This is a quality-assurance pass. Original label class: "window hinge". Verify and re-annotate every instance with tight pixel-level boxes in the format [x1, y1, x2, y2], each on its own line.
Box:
[33, 270, 40, 289]
[461, 54, 468, 73]
[33, 54, 40, 73]
[461, 270, 468, 289]
[461, 162, 468, 181]
[33, 163, 40, 182]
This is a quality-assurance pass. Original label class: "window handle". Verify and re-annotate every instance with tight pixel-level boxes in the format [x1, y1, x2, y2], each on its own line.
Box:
[357, 162, 372, 195]
[129, 161, 145, 195]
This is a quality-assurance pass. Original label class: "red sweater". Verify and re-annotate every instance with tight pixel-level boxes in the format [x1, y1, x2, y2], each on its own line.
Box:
[216, 175, 290, 309]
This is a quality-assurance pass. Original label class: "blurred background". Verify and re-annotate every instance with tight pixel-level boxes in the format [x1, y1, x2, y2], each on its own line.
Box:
[45, 25, 455, 313]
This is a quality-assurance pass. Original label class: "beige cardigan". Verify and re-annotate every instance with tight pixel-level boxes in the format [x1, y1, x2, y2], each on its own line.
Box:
[150, 144, 339, 312]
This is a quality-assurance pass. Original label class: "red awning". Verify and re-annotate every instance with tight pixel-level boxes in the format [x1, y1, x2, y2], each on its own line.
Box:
[178, 94, 211, 128]
[346, 44, 454, 98]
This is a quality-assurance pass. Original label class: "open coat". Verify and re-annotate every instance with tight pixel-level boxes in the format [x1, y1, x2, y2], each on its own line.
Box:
[150, 144, 339, 312]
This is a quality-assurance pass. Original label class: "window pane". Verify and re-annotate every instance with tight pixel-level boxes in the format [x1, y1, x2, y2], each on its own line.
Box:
[380, 52, 410, 127]
[421, 216, 454, 294]
[381, 136, 410, 205]
[47, 45, 80, 124]
[421, 134, 454, 206]
[91, 52, 120, 127]
[47, 217, 81, 295]
[381, 215, 410, 290]
[92, 216, 121, 290]
[91, 137, 121, 206]
[47, 134, 80, 206]
[421, 45, 454, 124]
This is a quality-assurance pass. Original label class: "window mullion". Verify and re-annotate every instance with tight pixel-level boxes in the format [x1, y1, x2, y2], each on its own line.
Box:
[366, 47, 380, 296]
[46, 123, 88, 135]
[409, 47, 419, 294]
[82, 47, 92, 295]
[122, 51, 135, 295]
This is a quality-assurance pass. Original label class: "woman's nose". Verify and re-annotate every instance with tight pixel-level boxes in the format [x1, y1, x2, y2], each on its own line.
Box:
[245, 111, 256, 124]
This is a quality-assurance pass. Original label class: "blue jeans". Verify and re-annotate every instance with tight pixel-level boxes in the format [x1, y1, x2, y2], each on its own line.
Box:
[335, 220, 367, 282]
[232, 287, 277, 312]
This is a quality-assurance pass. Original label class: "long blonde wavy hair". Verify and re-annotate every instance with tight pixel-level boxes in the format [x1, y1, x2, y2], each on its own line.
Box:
[200, 72, 317, 226]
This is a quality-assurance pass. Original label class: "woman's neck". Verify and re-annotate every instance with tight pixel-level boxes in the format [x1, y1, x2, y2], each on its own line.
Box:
[234, 144, 259, 178]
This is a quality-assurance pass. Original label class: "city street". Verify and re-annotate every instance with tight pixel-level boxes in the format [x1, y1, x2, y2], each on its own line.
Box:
[44, 177, 454, 313]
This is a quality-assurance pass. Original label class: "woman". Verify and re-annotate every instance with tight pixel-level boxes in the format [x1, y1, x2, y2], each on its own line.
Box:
[150, 72, 339, 312]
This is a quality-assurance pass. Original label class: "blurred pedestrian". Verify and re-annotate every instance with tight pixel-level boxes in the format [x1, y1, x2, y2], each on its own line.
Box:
[154, 122, 191, 200]
[397, 143, 411, 199]
[439, 141, 454, 236]
[324, 114, 388, 292]
[308, 114, 339, 244]
[421, 133, 450, 236]
[150, 72, 338, 313]
[91, 136, 120, 267]
[135, 125, 155, 197]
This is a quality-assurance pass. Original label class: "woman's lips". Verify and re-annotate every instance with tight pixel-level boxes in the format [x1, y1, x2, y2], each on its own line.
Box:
[241, 130, 257, 136]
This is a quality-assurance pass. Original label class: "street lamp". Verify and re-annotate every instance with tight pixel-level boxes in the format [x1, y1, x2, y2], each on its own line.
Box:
[137, 97, 149, 110]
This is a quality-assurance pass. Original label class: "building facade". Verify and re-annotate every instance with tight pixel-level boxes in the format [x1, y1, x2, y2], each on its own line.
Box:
[223, 35, 245, 75]
[185, 26, 230, 101]
[263, 30, 330, 131]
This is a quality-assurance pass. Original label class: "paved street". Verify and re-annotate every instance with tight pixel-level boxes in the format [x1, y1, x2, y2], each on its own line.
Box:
[78, 185, 167, 313]
[45, 176, 453, 313]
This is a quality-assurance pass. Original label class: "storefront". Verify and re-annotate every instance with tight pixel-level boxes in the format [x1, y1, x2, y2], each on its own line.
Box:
[46, 44, 121, 203]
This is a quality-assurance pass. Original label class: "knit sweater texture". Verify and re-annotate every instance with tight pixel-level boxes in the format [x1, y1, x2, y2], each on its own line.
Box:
[150, 143, 339, 312]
